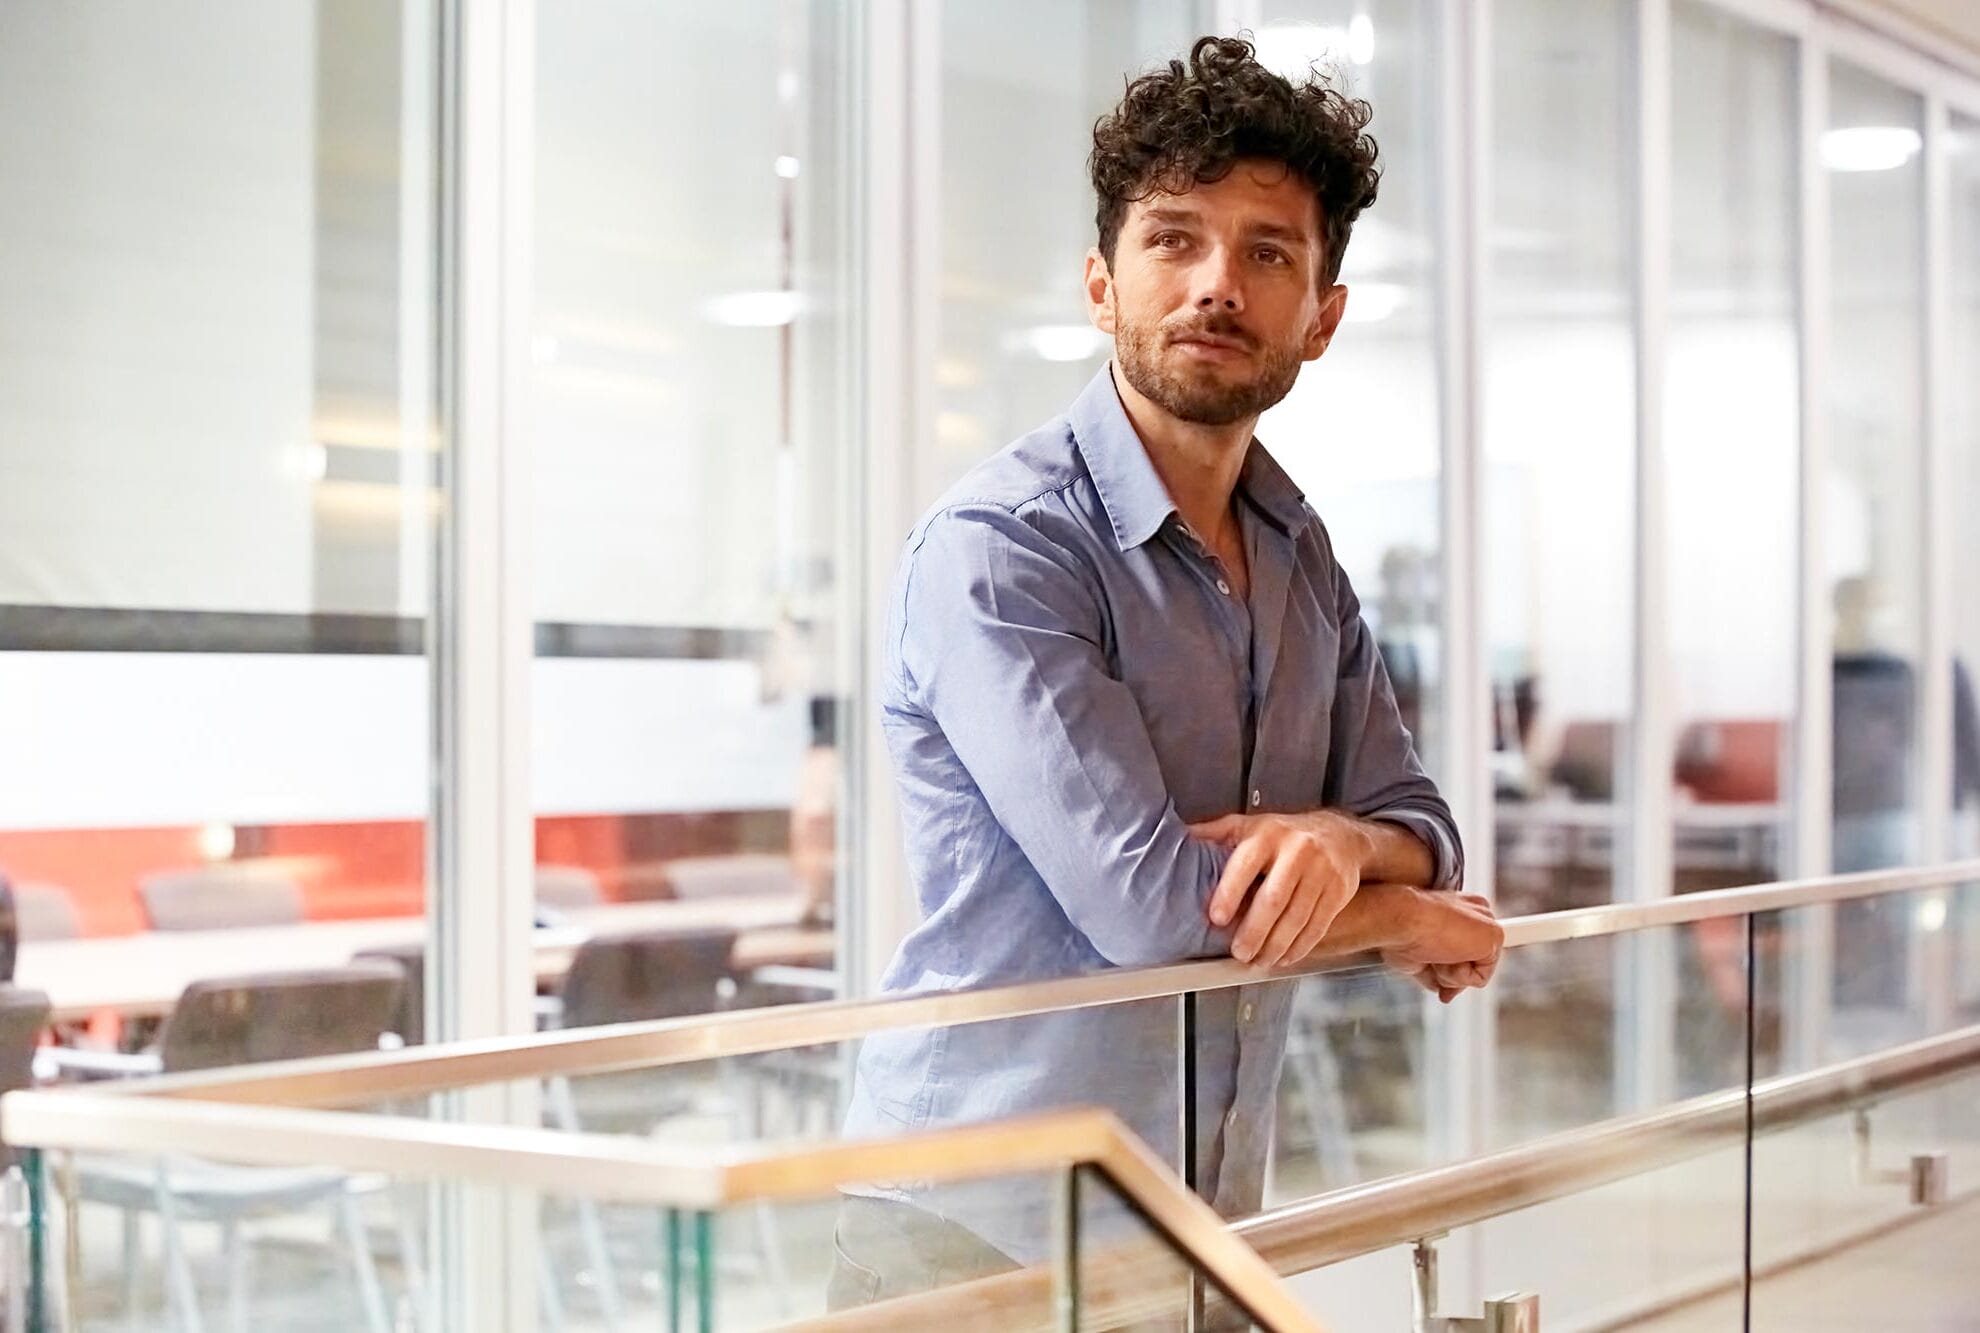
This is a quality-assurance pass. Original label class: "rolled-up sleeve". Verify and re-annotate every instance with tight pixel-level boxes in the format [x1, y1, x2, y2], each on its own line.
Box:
[1320, 549, 1465, 893]
[896, 505, 1233, 967]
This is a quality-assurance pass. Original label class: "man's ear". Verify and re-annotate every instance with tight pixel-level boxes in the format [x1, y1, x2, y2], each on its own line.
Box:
[1083, 248, 1117, 335]
[1303, 282, 1349, 362]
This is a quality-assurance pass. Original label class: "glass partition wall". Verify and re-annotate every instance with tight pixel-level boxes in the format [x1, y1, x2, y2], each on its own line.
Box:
[5, 0, 1980, 1327]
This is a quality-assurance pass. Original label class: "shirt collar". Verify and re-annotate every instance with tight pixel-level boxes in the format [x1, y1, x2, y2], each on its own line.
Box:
[1070, 363, 1310, 551]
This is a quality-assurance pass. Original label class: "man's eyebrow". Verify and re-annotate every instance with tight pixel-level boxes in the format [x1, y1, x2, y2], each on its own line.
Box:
[1245, 220, 1308, 244]
[1137, 207, 1310, 247]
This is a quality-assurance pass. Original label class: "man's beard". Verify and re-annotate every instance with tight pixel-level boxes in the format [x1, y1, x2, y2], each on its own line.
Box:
[1112, 306, 1303, 427]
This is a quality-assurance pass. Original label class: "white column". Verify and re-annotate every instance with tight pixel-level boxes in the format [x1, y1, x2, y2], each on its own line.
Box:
[431, 1, 538, 1329]
[847, 0, 928, 997]
[1433, 0, 1493, 1311]
[1619, 0, 1677, 1114]
[1918, 94, 1956, 1028]
[1788, 30, 1836, 1071]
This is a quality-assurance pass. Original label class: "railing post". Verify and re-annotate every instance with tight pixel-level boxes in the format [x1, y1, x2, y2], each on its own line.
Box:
[1054, 1164, 1081, 1333]
[1178, 991, 1202, 1330]
[1852, 1106, 1952, 1205]
[1413, 1235, 1540, 1333]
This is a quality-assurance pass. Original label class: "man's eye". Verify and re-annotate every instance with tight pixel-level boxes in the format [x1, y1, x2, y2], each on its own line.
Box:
[1152, 232, 1187, 249]
[1255, 247, 1288, 265]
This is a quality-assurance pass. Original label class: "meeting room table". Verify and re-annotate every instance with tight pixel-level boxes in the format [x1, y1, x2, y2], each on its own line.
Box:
[16, 894, 835, 1024]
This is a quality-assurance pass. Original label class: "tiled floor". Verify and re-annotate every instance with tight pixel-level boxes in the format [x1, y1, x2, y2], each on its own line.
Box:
[1630, 1191, 1980, 1332]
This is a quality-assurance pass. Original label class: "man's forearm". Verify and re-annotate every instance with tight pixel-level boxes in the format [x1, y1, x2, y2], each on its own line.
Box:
[1296, 881, 1425, 960]
[1351, 816, 1438, 888]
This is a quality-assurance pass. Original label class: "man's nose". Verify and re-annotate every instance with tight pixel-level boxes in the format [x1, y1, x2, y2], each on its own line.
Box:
[1190, 247, 1244, 313]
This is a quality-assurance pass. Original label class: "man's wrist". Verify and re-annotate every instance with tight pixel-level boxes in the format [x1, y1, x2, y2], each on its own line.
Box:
[1352, 816, 1438, 888]
[1354, 882, 1426, 953]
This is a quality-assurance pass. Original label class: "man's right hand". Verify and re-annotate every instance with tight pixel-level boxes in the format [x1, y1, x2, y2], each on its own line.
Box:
[1378, 890, 1503, 1004]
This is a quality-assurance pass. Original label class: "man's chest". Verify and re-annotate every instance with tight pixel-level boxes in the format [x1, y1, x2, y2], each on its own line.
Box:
[1100, 553, 1341, 819]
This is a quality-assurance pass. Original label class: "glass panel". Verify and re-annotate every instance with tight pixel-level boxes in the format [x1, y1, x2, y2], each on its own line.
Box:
[1266, 963, 1439, 1202]
[1666, 3, 1797, 892]
[1952, 112, 1980, 860]
[539, 996, 1182, 1322]
[1301, 918, 1753, 1329]
[1486, 0, 1636, 912]
[1495, 920, 1749, 1143]
[529, 2, 854, 1024]
[934, 0, 1205, 496]
[1764, 885, 1958, 1078]
[1746, 1070, 1980, 1327]
[1826, 60, 1926, 874]
[39, 1143, 431, 1332]
[0, 15, 439, 1051]
[1252, 0, 1447, 782]
[0, 7, 441, 1320]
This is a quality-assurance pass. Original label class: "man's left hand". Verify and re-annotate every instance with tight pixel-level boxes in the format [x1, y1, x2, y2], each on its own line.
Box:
[1187, 811, 1372, 968]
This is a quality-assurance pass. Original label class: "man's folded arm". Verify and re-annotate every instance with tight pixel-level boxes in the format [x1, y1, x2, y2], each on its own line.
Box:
[898, 505, 1232, 967]
[1320, 543, 1465, 893]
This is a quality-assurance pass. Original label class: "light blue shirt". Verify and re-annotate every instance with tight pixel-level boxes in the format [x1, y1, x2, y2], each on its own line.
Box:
[843, 365, 1461, 1262]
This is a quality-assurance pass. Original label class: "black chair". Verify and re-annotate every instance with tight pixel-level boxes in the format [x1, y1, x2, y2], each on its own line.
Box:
[0, 986, 50, 1159]
[0, 875, 18, 982]
[557, 927, 737, 1030]
[354, 944, 426, 1047]
[51, 965, 409, 1333]
[14, 883, 81, 943]
[138, 867, 304, 933]
[545, 929, 746, 1322]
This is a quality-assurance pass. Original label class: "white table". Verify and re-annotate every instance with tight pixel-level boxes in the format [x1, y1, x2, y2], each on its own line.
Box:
[17, 895, 833, 1023]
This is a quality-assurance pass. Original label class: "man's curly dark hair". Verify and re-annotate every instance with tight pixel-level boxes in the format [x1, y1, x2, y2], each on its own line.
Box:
[1090, 34, 1380, 286]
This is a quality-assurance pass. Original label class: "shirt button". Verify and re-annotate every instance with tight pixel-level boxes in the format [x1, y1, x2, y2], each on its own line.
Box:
[1242, 1002, 1256, 1022]
[1216, 579, 1231, 595]
[1250, 790, 1261, 807]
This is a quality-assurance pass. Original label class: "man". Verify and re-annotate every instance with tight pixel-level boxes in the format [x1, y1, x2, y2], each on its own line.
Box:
[831, 35, 1502, 1309]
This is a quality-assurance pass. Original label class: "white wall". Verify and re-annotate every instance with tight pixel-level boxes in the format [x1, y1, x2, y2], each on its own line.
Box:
[0, 653, 802, 831]
[0, 3, 319, 614]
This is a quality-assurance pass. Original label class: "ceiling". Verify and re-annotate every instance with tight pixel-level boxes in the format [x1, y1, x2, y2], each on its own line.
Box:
[1861, 0, 1980, 66]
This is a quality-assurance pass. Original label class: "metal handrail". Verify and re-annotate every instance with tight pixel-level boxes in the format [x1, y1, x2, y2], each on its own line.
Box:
[745, 1022, 1980, 1329]
[92, 858, 1980, 1110]
[0, 1094, 1322, 1333]
[1234, 1021, 1980, 1272]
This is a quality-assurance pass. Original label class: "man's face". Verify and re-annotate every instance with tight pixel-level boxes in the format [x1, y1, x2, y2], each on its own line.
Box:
[1085, 160, 1348, 427]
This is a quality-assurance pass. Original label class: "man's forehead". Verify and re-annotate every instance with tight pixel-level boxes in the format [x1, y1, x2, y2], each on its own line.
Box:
[1128, 161, 1320, 236]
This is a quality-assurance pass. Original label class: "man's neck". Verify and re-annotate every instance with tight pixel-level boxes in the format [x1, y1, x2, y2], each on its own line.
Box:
[1109, 362, 1254, 545]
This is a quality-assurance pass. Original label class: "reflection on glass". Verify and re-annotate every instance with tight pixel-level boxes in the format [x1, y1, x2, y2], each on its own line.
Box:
[1486, 0, 1636, 913]
[1747, 1071, 1980, 1327]
[1256, 0, 1446, 781]
[937, 0, 1203, 493]
[1666, 4, 1797, 894]
[0, 8, 442, 1325]
[1826, 61, 1925, 875]
[1266, 964, 1432, 1203]
[1826, 64, 1926, 1045]
[530, 3, 850, 1029]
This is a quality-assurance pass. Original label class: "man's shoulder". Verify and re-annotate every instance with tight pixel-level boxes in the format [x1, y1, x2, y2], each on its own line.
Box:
[906, 412, 1098, 552]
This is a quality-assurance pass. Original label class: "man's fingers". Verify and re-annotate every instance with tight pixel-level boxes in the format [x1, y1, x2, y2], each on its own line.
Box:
[1284, 888, 1343, 965]
[1248, 868, 1324, 969]
[1208, 834, 1272, 927]
[1232, 849, 1305, 962]
[1388, 959, 1441, 995]
[1188, 814, 1249, 846]
[1281, 877, 1355, 966]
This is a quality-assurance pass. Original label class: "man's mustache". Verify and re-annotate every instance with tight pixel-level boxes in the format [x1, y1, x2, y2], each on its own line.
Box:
[1162, 316, 1255, 348]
